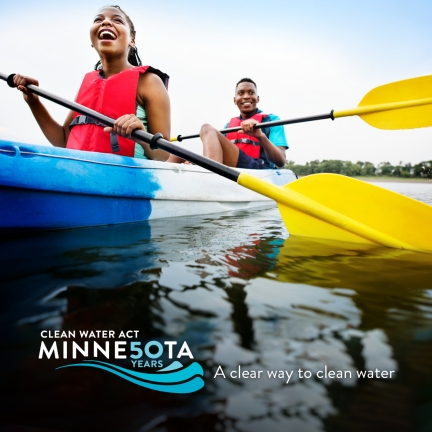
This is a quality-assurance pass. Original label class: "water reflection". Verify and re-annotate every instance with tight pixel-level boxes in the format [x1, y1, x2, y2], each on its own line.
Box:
[1, 200, 431, 431]
[233, 237, 432, 431]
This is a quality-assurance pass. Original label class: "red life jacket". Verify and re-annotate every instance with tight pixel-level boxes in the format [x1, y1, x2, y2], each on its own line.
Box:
[225, 112, 268, 159]
[67, 66, 168, 157]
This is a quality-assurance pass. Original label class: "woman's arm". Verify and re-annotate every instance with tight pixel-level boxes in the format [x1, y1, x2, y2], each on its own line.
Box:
[106, 72, 171, 160]
[14, 74, 72, 148]
[136, 72, 171, 161]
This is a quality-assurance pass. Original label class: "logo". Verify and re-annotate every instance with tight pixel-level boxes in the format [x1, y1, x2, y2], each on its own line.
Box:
[39, 330, 204, 394]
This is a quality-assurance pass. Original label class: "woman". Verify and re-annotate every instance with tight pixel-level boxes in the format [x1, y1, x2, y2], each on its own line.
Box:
[14, 5, 170, 161]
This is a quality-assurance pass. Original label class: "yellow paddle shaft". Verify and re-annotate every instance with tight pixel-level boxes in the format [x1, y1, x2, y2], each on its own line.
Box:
[237, 172, 416, 250]
[333, 97, 432, 118]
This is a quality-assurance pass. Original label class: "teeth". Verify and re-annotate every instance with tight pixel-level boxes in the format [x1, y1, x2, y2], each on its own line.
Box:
[99, 30, 116, 39]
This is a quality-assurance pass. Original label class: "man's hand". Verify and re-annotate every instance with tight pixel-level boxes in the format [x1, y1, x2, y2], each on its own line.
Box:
[239, 118, 263, 139]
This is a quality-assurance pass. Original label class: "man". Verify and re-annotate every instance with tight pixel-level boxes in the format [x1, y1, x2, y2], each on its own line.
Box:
[199, 78, 288, 169]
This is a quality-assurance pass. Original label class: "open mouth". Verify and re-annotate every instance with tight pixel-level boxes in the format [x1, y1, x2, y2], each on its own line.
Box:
[98, 29, 117, 40]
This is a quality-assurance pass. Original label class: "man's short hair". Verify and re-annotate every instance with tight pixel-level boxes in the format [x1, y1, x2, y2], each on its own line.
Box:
[236, 78, 257, 90]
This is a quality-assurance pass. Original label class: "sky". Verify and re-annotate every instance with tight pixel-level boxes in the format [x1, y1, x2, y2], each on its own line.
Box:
[0, 0, 431, 165]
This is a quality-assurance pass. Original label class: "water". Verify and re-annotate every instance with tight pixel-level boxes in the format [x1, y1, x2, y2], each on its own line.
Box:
[370, 181, 432, 205]
[0, 182, 431, 432]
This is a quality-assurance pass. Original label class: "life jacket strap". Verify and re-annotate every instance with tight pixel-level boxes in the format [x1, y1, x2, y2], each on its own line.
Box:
[69, 115, 120, 152]
[232, 138, 259, 146]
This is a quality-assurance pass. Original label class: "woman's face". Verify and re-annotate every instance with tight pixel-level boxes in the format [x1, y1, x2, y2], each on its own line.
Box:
[90, 7, 134, 59]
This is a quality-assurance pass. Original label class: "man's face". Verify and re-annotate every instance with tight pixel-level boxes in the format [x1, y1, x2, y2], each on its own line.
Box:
[234, 82, 259, 115]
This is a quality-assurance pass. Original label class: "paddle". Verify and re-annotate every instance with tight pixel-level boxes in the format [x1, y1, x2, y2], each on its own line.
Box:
[2, 72, 432, 253]
[171, 75, 432, 141]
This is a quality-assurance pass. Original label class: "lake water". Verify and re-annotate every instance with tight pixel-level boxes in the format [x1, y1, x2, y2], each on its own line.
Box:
[1, 181, 431, 432]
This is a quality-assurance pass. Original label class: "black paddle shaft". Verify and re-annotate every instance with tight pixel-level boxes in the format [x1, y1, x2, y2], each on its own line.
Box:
[175, 112, 335, 141]
[0, 72, 241, 182]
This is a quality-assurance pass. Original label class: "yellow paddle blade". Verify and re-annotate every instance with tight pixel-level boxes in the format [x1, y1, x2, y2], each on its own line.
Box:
[237, 172, 432, 252]
[271, 236, 432, 290]
[277, 174, 432, 251]
[334, 75, 432, 129]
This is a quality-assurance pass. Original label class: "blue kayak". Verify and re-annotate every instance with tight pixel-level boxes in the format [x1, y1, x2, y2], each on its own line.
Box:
[0, 140, 296, 231]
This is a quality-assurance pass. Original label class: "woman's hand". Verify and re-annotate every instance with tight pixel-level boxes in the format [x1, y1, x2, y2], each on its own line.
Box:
[104, 114, 145, 138]
[13, 74, 40, 105]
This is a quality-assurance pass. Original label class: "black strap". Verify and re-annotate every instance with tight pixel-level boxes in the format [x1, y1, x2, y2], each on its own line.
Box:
[69, 115, 120, 153]
[233, 138, 259, 146]
[69, 115, 109, 130]
[147, 66, 170, 89]
[110, 133, 120, 152]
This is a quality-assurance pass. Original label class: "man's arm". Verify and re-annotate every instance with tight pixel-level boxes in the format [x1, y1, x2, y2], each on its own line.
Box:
[257, 133, 286, 167]
[240, 118, 287, 167]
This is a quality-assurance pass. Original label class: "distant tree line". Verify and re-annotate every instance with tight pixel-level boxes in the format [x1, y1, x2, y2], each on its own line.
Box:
[283, 160, 432, 178]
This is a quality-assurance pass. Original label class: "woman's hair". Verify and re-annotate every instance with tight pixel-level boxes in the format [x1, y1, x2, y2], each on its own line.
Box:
[94, 5, 142, 70]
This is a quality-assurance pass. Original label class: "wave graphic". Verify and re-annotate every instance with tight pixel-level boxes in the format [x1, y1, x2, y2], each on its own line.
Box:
[157, 360, 183, 372]
[56, 360, 204, 393]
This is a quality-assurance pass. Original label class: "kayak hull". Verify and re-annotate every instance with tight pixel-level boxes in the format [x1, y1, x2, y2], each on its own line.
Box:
[0, 140, 296, 231]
